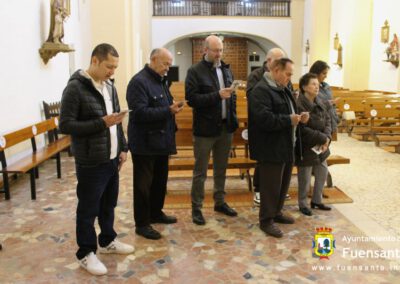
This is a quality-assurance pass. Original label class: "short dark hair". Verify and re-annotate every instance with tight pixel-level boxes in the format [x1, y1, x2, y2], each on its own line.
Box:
[91, 43, 119, 62]
[271, 57, 294, 70]
[309, 60, 330, 75]
[299, 72, 318, 94]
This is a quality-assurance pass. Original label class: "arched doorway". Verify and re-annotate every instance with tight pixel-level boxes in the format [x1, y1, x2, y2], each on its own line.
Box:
[163, 32, 284, 82]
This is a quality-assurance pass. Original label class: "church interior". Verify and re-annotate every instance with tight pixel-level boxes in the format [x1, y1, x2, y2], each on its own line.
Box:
[1, 0, 400, 282]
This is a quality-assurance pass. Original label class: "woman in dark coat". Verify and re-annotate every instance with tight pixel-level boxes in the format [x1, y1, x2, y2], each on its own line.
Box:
[310, 60, 340, 134]
[296, 73, 332, 216]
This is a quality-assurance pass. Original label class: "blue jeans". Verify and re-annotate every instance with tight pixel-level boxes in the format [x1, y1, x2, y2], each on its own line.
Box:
[75, 158, 119, 260]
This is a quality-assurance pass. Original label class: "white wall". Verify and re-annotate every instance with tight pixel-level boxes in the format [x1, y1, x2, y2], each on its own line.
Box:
[0, 0, 92, 135]
[247, 42, 267, 74]
[328, 0, 348, 87]
[168, 38, 193, 82]
[152, 17, 292, 56]
[369, 0, 400, 92]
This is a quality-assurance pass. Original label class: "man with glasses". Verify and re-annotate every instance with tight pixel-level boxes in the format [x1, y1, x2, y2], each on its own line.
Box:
[185, 35, 239, 225]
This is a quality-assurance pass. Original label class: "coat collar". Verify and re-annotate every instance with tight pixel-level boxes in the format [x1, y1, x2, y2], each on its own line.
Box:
[298, 92, 325, 110]
[144, 64, 165, 82]
[201, 56, 230, 70]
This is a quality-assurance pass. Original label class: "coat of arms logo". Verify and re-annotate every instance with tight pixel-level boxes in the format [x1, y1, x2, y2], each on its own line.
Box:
[312, 227, 335, 260]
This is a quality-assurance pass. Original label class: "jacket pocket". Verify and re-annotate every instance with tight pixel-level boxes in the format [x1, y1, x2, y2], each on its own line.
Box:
[147, 130, 167, 150]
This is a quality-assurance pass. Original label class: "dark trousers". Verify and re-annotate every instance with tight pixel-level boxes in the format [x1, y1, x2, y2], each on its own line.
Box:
[133, 155, 169, 227]
[75, 158, 119, 260]
[253, 165, 260, 192]
[258, 162, 293, 225]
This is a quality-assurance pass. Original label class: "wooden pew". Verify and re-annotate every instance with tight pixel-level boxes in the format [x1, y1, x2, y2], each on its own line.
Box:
[170, 126, 256, 191]
[170, 125, 350, 190]
[351, 107, 400, 141]
[0, 117, 71, 200]
[371, 126, 400, 152]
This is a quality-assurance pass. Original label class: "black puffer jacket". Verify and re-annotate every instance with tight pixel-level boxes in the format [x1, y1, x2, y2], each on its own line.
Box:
[185, 58, 238, 137]
[248, 76, 300, 164]
[126, 65, 177, 155]
[295, 92, 332, 167]
[59, 70, 128, 166]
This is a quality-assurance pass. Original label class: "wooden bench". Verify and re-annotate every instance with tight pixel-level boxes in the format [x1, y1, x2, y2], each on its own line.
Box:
[170, 126, 255, 191]
[0, 117, 71, 200]
[350, 107, 400, 141]
[370, 126, 400, 153]
[170, 125, 350, 191]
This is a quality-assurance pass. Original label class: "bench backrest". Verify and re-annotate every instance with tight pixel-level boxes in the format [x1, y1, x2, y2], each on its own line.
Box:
[0, 117, 59, 152]
[175, 126, 248, 148]
[43, 101, 61, 119]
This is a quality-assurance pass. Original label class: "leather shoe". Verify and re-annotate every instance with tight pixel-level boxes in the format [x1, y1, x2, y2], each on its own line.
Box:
[192, 209, 206, 225]
[299, 207, 313, 216]
[150, 212, 177, 224]
[273, 214, 295, 224]
[311, 202, 331, 211]
[214, 203, 238, 217]
[135, 225, 161, 240]
[260, 222, 283, 238]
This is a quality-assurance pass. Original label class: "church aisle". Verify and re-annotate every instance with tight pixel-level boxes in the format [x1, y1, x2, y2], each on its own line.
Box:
[0, 134, 399, 283]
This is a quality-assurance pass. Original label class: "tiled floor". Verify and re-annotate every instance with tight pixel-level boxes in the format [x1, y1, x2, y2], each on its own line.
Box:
[1, 133, 400, 283]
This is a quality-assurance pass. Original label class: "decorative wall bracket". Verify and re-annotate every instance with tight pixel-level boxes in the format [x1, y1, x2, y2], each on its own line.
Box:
[39, 0, 73, 64]
[39, 42, 74, 64]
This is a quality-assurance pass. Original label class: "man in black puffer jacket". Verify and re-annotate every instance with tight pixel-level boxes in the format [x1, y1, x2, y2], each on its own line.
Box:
[127, 48, 183, 240]
[185, 35, 239, 226]
[60, 44, 133, 276]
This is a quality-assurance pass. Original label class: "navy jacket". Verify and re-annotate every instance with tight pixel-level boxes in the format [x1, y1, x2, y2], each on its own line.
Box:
[60, 70, 128, 166]
[126, 65, 177, 155]
[185, 58, 238, 137]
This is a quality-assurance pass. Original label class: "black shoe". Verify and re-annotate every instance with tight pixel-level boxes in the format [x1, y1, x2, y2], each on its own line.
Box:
[192, 209, 206, 225]
[299, 207, 313, 216]
[311, 202, 331, 211]
[135, 225, 162, 240]
[273, 214, 295, 224]
[150, 212, 177, 224]
[260, 221, 283, 238]
[214, 203, 238, 217]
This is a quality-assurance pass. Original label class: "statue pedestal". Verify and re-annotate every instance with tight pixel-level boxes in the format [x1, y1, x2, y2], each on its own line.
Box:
[383, 59, 399, 68]
[39, 42, 74, 64]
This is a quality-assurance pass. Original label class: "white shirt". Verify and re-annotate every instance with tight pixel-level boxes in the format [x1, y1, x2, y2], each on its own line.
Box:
[82, 70, 118, 159]
[215, 62, 227, 119]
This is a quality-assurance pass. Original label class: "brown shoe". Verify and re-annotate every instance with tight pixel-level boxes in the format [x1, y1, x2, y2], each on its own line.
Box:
[260, 222, 283, 238]
[274, 214, 295, 224]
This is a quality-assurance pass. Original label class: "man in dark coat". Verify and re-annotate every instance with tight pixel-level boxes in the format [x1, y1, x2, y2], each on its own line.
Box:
[60, 43, 134, 276]
[127, 48, 183, 240]
[185, 35, 239, 225]
[248, 58, 308, 238]
[246, 48, 286, 205]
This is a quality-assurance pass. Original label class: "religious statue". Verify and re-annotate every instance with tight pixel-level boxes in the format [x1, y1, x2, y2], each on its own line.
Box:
[39, 0, 73, 64]
[336, 43, 343, 68]
[304, 39, 310, 66]
[52, 6, 67, 44]
[46, 0, 68, 44]
[384, 33, 399, 68]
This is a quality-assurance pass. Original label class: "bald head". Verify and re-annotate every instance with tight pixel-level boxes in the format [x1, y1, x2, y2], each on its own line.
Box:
[266, 48, 285, 71]
[149, 47, 173, 77]
[204, 35, 223, 64]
